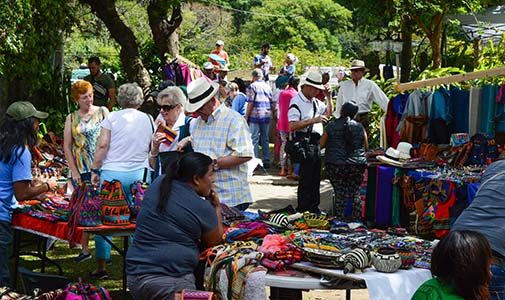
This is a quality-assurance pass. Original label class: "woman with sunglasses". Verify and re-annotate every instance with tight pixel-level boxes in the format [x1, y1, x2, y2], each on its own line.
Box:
[150, 87, 193, 176]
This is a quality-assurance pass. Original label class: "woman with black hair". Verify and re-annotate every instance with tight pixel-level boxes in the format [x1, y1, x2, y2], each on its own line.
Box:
[0, 102, 57, 286]
[126, 152, 223, 300]
[412, 230, 492, 300]
[320, 101, 367, 221]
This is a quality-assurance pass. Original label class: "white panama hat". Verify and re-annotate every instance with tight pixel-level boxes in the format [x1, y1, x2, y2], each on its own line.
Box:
[300, 71, 325, 90]
[185, 77, 219, 113]
[376, 142, 413, 167]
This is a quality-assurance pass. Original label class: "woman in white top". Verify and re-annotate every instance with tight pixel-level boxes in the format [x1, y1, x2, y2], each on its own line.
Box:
[150, 87, 192, 176]
[89, 83, 155, 279]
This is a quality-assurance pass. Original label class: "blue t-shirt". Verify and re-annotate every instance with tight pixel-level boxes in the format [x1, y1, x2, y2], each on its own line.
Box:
[0, 147, 32, 222]
[126, 177, 217, 277]
[231, 92, 248, 116]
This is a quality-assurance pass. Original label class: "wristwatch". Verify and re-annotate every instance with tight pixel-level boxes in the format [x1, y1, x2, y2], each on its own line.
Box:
[91, 168, 101, 175]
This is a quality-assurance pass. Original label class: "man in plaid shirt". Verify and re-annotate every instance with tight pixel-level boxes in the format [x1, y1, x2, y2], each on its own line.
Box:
[182, 77, 254, 208]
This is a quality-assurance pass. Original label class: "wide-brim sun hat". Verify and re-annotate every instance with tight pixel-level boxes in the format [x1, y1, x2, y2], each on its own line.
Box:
[300, 71, 325, 90]
[186, 77, 219, 113]
[349, 59, 369, 71]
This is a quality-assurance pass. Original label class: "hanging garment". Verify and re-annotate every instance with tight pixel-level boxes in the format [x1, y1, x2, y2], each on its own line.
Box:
[400, 115, 429, 144]
[428, 119, 451, 144]
[480, 84, 499, 134]
[365, 166, 377, 224]
[385, 93, 409, 148]
[496, 84, 505, 104]
[379, 115, 387, 148]
[450, 86, 470, 133]
[375, 165, 395, 226]
[468, 86, 482, 136]
[397, 90, 432, 134]
[430, 87, 452, 123]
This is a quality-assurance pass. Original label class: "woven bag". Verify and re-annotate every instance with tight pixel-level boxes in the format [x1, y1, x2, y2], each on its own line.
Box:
[68, 182, 102, 247]
[129, 181, 149, 223]
[100, 180, 131, 226]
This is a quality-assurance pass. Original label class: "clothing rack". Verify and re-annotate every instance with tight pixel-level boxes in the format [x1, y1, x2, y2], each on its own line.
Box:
[395, 66, 505, 92]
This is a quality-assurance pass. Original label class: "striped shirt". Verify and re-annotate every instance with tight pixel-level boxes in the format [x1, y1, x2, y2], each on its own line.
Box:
[191, 105, 254, 206]
[246, 80, 273, 123]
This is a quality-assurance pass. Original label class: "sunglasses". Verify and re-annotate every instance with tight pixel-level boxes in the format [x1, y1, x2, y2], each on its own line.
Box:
[158, 104, 177, 111]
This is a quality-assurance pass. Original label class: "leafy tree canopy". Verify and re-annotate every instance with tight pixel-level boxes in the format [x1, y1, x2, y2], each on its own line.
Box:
[240, 0, 351, 53]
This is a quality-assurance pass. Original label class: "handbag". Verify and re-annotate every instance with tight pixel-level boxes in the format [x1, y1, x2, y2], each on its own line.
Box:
[129, 180, 149, 223]
[57, 279, 111, 300]
[99, 180, 131, 226]
[68, 182, 102, 247]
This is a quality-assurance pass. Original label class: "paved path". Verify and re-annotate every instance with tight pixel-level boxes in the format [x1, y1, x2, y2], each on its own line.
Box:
[247, 173, 334, 213]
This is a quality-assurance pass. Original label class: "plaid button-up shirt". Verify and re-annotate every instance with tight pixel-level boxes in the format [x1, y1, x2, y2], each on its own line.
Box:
[191, 105, 254, 206]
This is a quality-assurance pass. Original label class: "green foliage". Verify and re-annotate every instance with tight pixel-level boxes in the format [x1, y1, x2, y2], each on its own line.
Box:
[239, 0, 351, 53]
[0, 0, 75, 98]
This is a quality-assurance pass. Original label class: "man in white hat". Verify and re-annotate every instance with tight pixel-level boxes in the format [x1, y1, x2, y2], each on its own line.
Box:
[182, 77, 254, 208]
[288, 71, 333, 213]
[335, 59, 389, 134]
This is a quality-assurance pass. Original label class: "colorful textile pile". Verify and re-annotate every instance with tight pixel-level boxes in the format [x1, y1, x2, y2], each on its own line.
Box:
[202, 241, 266, 300]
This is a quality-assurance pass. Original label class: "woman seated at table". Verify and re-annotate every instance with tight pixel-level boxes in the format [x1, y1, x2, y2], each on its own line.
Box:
[150, 86, 192, 177]
[412, 230, 492, 300]
[320, 101, 367, 221]
[126, 152, 223, 300]
[0, 102, 57, 287]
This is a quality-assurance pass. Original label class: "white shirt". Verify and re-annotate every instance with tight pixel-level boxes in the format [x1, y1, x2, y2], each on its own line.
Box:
[157, 112, 186, 152]
[288, 92, 326, 135]
[335, 78, 389, 118]
[101, 109, 154, 171]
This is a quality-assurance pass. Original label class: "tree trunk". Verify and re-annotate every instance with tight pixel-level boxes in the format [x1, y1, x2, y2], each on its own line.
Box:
[428, 32, 442, 69]
[81, 0, 151, 89]
[473, 38, 482, 70]
[415, 12, 444, 69]
[400, 21, 413, 82]
[147, 0, 183, 62]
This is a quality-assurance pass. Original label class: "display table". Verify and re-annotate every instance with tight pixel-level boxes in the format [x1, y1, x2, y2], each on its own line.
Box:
[266, 262, 431, 300]
[11, 213, 135, 292]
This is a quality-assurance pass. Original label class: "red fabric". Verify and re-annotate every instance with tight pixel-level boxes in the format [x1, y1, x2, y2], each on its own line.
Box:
[385, 100, 401, 149]
[12, 213, 135, 247]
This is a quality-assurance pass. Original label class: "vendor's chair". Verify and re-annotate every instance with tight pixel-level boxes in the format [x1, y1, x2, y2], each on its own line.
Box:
[18, 267, 70, 296]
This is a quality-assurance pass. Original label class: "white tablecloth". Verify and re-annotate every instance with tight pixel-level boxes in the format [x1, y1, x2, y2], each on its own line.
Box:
[266, 262, 431, 300]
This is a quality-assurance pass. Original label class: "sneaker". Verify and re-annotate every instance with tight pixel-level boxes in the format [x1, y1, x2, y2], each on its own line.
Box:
[89, 270, 109, 280]
[106, 259, 112, 266]
[74, 252, 92, 263]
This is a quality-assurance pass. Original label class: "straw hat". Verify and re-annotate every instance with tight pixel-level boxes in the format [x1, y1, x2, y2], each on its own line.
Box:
[300, 71, 325, 90]
[376, 142, 413, 167]
[349, 59, 369, 71]
[185, 77, 219, 113]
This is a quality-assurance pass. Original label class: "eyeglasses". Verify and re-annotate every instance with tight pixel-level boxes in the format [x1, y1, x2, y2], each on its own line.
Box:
[158, 104, 177, 111]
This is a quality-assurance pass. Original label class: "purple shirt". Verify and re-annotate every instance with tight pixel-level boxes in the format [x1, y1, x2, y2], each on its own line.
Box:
[246, 80, 273, 124]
